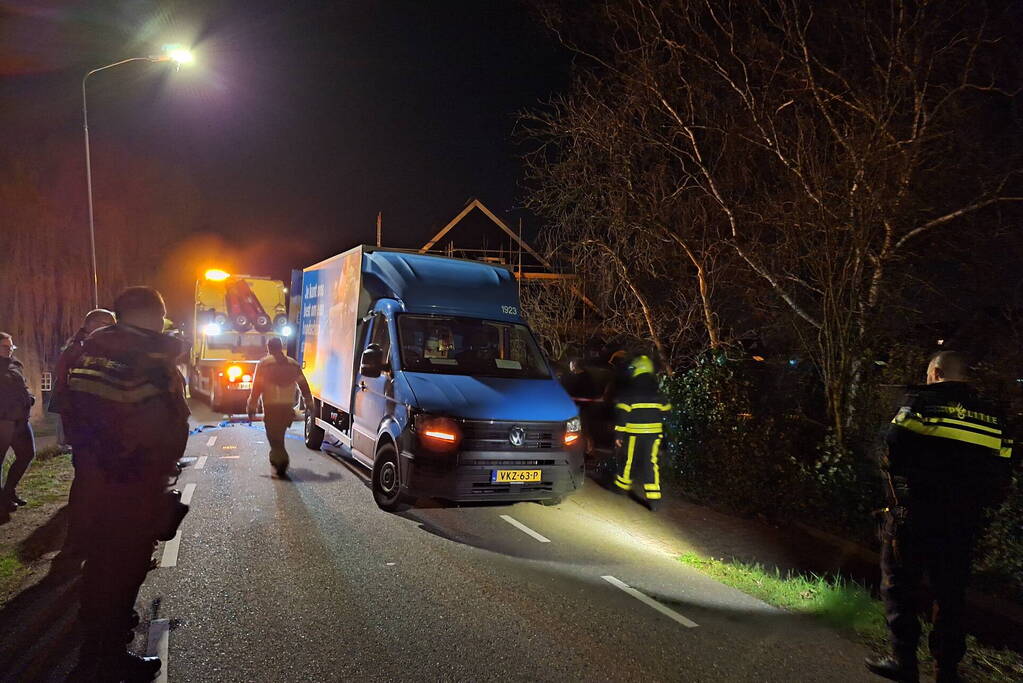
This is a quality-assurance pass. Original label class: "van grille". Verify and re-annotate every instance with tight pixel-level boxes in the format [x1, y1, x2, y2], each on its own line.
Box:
[457, 420, 561, 451]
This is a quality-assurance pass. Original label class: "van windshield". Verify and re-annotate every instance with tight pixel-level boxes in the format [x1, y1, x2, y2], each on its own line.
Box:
[396, 315, 551, 379]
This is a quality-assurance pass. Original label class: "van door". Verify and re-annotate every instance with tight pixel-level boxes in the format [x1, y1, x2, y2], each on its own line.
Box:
[351, 313, 392, 460]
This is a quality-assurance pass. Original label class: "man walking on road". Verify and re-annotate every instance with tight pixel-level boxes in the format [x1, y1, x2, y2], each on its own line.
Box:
[612, 354, 671, 511]
[0, 332, 36, 518]
[866, 351, 1014, 683]
[65, 287, 190, 682]
[247, 336, 312, 478]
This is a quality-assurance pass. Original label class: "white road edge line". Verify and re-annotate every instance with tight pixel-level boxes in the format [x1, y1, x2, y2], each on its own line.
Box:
[602, 575, 699, 628]
[499, 515, 551, 543]
[206, 436, 217, 447]
[160, 484, 196, 568]
[195, 456, 208, 470]
[146, 618, 169, 683]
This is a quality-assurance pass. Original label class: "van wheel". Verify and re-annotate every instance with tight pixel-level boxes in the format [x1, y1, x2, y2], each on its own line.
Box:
[304, 409, 324, 450]
[372, 443, 403, 512]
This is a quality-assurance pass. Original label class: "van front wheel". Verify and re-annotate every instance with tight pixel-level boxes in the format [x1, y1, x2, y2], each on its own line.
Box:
[372, 443, 403, 512]
[304, 409, 324, 450]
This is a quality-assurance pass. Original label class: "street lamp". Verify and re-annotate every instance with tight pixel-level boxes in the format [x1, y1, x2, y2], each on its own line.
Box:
[82, 46, 194, 307]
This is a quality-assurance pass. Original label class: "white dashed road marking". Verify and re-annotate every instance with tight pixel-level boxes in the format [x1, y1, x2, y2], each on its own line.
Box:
[146, 618, 169, 683]
[195, 456, 208, 470]
[206, 436, 217, 447]
[180, 483, 196, 505]
[500, 515, 551, 543]
[601, 576, 699, 628]
[160, 484, 196, 568]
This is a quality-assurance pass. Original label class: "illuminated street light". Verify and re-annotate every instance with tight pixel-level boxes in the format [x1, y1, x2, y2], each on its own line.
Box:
[82, 45, 196, 307]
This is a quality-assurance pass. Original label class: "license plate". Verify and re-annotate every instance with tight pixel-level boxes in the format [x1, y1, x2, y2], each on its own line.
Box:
[491, 469, 541, 483]
[230, 382, 252, 391]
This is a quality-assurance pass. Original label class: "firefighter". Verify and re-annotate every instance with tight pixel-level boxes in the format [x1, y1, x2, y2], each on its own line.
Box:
[247, 336, 312, 478]
[613, 355, 671, 510]
[65, 287, 189, 682]
[865, 351, 1013, 683]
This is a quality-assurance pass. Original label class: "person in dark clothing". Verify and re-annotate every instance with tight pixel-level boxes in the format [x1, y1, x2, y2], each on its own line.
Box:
[49, 308, 116, 444]
[64, 287, 189, 682]
[612, 355, 671, 511]
[49, 309, 116, 554]
[0, 332, 36, 517]
[866, 351, 1014, 683]
[247, 336, 313, 478]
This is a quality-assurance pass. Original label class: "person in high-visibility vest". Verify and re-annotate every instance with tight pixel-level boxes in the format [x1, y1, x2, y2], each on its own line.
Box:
[247, 336, 312, 478]
[613, 355, 671, 510]
[866, 351, 1013, 683]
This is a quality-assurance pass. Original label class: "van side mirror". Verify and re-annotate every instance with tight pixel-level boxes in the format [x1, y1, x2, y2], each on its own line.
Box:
[361, 343, 385, 378]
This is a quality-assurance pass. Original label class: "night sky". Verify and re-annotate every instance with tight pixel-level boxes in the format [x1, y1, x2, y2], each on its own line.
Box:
[1, 0, 569, 281]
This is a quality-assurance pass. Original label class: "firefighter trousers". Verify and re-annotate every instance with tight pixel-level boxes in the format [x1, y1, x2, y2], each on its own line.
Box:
[880, 505, 980, 668]
[614, 433, 661, 500]
[263, 404, 295, 470]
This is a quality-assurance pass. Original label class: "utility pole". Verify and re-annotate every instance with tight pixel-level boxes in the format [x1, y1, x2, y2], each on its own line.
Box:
[376, 212, 382, 247]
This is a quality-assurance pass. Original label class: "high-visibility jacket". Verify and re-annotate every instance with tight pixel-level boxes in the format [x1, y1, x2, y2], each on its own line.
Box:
[65, 323, 189, 483]
[614, 375, 671, 434]
[885, 381, 1013, 509]
[247, 354, 312, 411]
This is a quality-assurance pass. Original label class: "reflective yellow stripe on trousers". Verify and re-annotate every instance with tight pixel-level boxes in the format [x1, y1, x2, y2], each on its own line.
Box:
[616, 436, 636, 490]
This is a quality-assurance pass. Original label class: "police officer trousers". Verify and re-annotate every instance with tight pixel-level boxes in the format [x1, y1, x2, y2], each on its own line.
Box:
[880, 503, 981, 668]
[615, 433, 661, 500]
[76, 469, 162, 655]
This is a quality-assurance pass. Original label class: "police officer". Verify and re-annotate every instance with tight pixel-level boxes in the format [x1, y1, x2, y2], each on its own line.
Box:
[247, 336, 312, 478]
[866, 351, 1013, 683]
[613, 355, 671, 510]
[65, 287, 189, 682]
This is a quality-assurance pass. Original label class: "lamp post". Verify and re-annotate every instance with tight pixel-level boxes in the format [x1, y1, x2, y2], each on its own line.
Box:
[82, 47, 194, 307]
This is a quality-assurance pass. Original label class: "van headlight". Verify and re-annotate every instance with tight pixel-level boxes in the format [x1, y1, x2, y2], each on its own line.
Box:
[413, 413, 462, 452]
[564, 416, 581, 446]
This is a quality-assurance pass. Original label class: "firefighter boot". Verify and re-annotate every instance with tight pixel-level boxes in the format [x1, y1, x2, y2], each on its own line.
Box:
[864, 654, 919, 682]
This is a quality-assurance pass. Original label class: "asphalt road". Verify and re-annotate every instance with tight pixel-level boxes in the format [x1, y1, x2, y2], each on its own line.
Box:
[6, 399, 878, 681]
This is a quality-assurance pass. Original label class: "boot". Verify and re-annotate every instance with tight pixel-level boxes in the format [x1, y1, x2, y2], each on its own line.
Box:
[864, 654, 919, 682]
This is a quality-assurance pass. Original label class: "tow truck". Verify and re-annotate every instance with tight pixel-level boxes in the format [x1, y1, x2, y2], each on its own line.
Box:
[190, 269, 290, 413]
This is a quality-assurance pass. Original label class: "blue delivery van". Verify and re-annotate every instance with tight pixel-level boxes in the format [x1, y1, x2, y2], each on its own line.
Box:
[298, 246, 584, 510]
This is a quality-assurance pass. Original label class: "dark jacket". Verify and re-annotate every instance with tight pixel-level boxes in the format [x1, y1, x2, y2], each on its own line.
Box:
[0, 357, 34, 422]
[65, 324, 189, 483]
[885, 381, 1014, 511]
[613, 374, 671, 435]
[49, 331, 89, 415]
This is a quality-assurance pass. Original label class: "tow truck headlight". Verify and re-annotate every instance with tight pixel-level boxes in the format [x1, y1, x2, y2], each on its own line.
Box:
[203, 322, 222, 336]
[564, 416, 581, 446]
[281, 325, 293, 337]
[414, 414, 462, 452]
[226, 365, 243, 382]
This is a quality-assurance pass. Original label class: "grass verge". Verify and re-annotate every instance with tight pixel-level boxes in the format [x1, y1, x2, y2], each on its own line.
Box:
[1, 452, 74, 602]
[679, 552, 1023, 682]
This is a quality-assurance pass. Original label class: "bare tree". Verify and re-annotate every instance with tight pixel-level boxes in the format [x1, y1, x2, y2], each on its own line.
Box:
[527, 0, 1023, 441]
